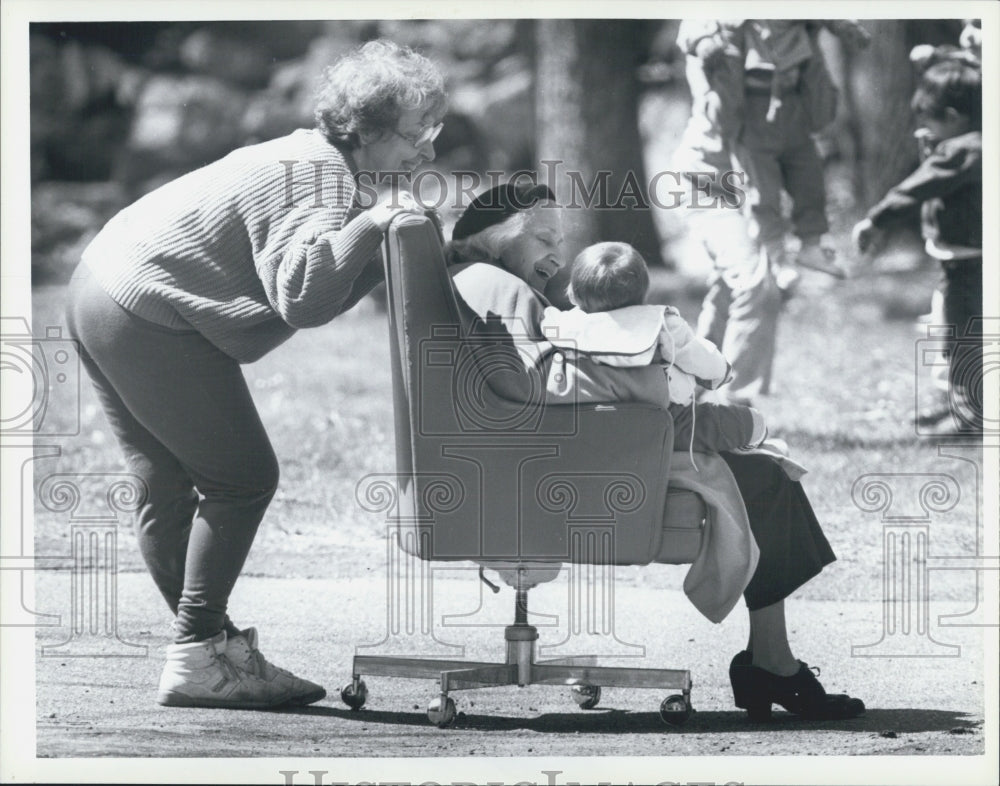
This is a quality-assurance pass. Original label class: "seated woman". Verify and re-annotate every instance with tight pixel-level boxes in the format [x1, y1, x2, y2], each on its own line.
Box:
[445, 181, 864, 722]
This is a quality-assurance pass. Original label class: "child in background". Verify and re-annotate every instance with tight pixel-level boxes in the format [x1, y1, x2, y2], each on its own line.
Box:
[679, 19, 870, 283]
[540, 242, 771, 458]
[906, 27, 981, 425]
[853, 58, 983, 436]
[673, 32, 781, 408]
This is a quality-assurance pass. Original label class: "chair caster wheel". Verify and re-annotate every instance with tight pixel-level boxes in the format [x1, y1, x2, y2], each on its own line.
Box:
[340, 680, 367, 710]
[659, 694, 691, 726]
[570, 684, 602, 710]
[427, 696, 457, 728]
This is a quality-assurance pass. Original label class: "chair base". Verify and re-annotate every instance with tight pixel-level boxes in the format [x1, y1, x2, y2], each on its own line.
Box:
[343, 621, 693, 727]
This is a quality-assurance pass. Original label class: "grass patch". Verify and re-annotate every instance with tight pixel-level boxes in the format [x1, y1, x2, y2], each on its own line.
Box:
[31, 260, 983, 606]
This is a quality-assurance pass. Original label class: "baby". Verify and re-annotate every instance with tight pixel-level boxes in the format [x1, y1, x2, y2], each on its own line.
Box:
[541, 241, 775, 458]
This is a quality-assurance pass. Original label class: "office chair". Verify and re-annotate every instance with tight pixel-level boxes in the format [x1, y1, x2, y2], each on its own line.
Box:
[340, 214, 707, 727]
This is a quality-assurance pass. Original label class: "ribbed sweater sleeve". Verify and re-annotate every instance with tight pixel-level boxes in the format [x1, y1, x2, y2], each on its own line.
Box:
[81, 129, 386, 363]
[255, 207, 384, 329]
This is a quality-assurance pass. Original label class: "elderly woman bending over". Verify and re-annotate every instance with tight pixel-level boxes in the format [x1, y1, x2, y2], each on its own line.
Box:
[66, 40, 446, 709]
[446, 182, 865, 723]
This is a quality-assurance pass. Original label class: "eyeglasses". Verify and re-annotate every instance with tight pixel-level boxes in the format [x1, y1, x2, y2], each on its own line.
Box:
[392, 122, 443, 148]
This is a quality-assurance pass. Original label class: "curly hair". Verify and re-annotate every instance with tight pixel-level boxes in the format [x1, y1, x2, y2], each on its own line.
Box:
[445, 210, 531, 267]
[314, 39, 447, 147]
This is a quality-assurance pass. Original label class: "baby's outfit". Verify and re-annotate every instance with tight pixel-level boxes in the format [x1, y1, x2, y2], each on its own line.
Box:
[540, 304, 767, 455]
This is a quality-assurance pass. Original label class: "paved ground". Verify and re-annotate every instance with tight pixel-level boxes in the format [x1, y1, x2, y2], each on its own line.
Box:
[12, 566, 993, 783]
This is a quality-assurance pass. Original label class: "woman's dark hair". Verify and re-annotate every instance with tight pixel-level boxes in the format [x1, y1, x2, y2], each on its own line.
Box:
[314, 39, 447, 148]
[911, 59, 982, 130]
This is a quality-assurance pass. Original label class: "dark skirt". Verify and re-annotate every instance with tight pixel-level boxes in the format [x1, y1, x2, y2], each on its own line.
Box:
[719, 451, 836, 610]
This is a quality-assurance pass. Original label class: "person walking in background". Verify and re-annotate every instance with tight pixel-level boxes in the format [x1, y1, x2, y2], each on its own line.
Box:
[853, 57, 983, 436]
[672, 29, 779, 406]
[680, 19, 870, 285]
[65, 40, 446, 708]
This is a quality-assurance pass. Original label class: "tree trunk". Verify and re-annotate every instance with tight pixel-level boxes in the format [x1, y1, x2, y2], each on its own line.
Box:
[536, 20, 662, 305]
[536, 20, 595, 260]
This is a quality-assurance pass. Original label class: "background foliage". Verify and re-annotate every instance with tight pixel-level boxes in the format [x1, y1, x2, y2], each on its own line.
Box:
[29, 18, 964, 282]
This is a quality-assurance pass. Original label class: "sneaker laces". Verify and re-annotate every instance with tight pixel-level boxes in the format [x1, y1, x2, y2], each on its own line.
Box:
[247, 645, 295, 680]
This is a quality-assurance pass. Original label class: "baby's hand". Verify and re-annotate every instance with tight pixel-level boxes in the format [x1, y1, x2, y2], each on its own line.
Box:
[852, 217, 886, 256]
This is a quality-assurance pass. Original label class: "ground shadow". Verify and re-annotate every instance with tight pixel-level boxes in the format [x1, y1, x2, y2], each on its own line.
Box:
[277, 705, 982, 735]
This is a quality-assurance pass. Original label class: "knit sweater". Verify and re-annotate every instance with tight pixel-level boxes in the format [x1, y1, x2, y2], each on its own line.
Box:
[81, 129, 386, 363]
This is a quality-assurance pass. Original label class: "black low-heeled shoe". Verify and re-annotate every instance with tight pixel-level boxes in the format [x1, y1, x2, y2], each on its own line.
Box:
[729, 651, 865, 722]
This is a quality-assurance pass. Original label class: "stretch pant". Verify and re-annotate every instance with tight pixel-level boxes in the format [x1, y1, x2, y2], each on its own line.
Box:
[65, 264, 278, 643]
[720, 451, 836, 610]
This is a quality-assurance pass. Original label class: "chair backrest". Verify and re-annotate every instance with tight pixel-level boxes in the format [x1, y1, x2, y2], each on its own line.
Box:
[379, 214, 677, 566]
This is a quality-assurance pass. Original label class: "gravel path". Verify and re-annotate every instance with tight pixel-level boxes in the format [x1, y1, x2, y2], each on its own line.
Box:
[11, 571, 991, 783]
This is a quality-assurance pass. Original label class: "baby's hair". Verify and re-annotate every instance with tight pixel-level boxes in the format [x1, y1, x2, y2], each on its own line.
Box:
[569, 241, 650, 313]
[911, 58, 982, 130]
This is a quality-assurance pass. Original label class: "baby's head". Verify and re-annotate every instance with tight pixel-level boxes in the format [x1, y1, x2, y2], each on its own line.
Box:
[911, 58, 981, 141]
[568, 241, 649, 313]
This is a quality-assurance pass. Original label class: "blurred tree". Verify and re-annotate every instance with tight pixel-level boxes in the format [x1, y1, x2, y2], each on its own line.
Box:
[535, 19, 663, 306]
[842, 19, 964, 205]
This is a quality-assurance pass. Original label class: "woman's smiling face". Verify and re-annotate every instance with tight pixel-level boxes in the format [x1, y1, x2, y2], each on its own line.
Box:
[357, 104, 443, 174]
[498, 206, 565, 291]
